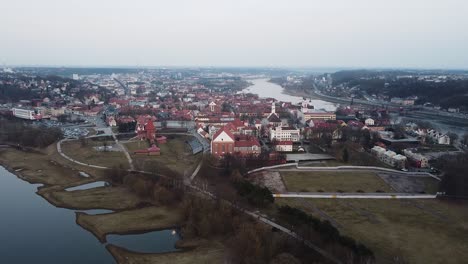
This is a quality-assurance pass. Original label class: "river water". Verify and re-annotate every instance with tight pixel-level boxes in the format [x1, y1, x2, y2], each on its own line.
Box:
[0, 166, 179, 263]
[242, 78, 337, 111]
[66, 181, 109, 191]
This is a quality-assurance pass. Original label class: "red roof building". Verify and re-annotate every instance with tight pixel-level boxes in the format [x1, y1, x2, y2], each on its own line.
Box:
[134, 144, 160, 156]
[135, 116, 157, 142]
[211, 124, 261, 158]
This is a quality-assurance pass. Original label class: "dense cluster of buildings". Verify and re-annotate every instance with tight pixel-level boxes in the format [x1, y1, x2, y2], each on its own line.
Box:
[1, 69, 461, 170]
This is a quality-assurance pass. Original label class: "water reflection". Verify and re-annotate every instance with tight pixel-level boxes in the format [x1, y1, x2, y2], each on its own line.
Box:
[76, 209, 114, 215]
[0, 166, 114, 263]
[107, 229, 180, 253]
[0, 166, 181, 263]
[66, 181, 109, 191]
[242, 78, 337, 111]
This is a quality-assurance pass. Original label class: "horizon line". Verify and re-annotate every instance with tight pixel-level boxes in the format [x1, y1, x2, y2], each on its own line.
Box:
[4, 64, 468, 72]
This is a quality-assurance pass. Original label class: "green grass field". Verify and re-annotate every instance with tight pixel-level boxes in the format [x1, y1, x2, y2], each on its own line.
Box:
[281, 171, 394, 193]
[124, 136, 201, 177]
[275, 198, 468, 264]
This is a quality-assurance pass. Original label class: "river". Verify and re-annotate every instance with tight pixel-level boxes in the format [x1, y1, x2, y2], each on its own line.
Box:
[242, 78, 337, 111]
[0, 166, 179, 263]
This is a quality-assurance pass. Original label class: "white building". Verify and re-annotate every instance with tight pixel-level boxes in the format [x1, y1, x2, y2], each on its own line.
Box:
[392, 154, 407, 169]
[12, 108, 39, 120]
[371, 146, 407, 168]
[427, 129, 450, 145]
[364, 118, 375, 126]
[209, 101, 217, 112]
[275, 141, 293, 152]
[270, 126, 300, 142]
[383, 150, 397, 165]
[371, 146, 386, 158]
[391, 97, 415, 106]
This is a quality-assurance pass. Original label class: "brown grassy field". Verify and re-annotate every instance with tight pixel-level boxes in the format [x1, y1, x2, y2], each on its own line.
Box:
[125, 136, 201, 177]
[61, 140, 130, 169]
[281, 170, 394, 193]
[77, 206, 184, 242]
[276, 198, 468, 264]
[40, 186, 143, 210]
[0, 146, 101, 186]
[107, 240, 225, 264]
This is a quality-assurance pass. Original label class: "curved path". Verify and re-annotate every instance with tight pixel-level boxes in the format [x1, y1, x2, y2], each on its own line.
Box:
[248, 163, 441, 180]
[56, 139, 340, 264]
[57, 139, 109, 170]
[110, 130, 134, 171]
[275, 192, 437, 199]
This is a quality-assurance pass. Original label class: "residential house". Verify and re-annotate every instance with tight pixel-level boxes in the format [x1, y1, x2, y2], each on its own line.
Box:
[403, 149, 429, 168]
[275, 141, 293, 152]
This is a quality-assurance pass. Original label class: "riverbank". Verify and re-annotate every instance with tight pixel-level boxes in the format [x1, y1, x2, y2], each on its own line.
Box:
[281, 87, 314, 99]
[40, 186, 145, 210]
[0, 144, 227, 263]
[243, 78, 336, 111]
[0, 146, 143, 211]
[0, 145, 100, 186]
[107, 239, 225, 264]
[77, 206, 184, 242]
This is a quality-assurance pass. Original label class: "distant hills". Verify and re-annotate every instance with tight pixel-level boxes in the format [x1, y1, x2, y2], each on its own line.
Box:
[331, 70, 468, 110]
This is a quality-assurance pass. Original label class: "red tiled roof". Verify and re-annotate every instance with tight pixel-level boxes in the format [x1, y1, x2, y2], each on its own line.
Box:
[234, 138, 260, 147]
[212, 125, 235, 141]
[276, 141, 293, 145]
[231, 118, 245, 128]
[145, 120, 155, 130]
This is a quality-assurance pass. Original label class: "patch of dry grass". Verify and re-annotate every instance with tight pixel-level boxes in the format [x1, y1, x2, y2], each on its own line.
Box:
[77, 206, 184, 242]
[61, 140, 129, 170]
[0, 147, 85, 186]
[107, 239, 225, 264]
[125, 136, 201, 177]
[276, 198, 468, 264]
[40, 186, 142, 210]
[281, 170, 394, 193]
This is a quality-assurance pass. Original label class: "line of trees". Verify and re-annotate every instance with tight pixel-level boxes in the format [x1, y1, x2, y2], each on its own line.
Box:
[221, 152, 286, 176]
[107, 167, 185, 206]
[0, 118, 63, 148]
[234, 179, 274, 208]
[278, 205, 375, 263]
[437, 152, 468, 197]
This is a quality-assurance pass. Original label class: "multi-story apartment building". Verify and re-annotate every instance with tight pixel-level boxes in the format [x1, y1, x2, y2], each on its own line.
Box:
[270, 126, 300, 142]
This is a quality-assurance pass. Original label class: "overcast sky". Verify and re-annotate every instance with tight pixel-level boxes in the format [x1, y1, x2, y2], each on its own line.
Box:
[1, 0, 468, 69]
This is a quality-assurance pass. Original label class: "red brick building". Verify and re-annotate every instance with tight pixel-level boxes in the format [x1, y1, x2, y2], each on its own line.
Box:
[135, 116, 156, 142]
[211, 126, 235, 157]
[211, 125, 261, 158]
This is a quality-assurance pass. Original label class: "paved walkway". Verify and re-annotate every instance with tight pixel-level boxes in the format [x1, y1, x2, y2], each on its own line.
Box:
[57, 139, 108, 170]
[249, 163, 441, 180]
[274, 192, 437, 199]
[158, 130, 210, 183]
[55, 139, 340, 264]
[111, 132, 134, 171]
[286, 153, 335, 162]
